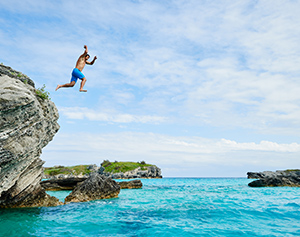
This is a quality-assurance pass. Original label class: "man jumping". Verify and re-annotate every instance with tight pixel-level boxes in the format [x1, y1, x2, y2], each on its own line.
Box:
[56, 45, 97, 92]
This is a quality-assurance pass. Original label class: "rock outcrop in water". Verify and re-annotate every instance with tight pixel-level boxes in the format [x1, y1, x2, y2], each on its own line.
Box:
[99, 166, 162, 179]
[41, 176, 143, 191]
[64, 173, 120, 203]
[118, 179, 143, 189]
[0, 64, 62, 208]
[40, 177, 87, 191]
[247, 170, 300, 187]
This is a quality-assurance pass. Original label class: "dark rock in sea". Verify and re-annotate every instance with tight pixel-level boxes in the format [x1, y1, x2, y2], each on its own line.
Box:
[247, 171, 276, 179]
[64, 173, 120, 203]
[118, 179, 143, 189]
[248, 170, 300, 187]
[41, 176, 143, 191]
[0, 64, 62, 208]
[41, 177, 87, 191]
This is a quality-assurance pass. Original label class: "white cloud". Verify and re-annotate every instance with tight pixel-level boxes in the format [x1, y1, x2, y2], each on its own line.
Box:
[59, 107, 166, 124]
[219, 139, 300, 153]
[42, 132, 300, 177]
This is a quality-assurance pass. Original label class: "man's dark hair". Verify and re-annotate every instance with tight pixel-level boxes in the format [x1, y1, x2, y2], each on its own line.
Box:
[86, 54, 90, 57]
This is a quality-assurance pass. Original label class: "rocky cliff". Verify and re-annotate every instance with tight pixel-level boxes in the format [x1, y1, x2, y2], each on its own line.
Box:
[247, 170, 300, 187]
[0, 64, 61, 208]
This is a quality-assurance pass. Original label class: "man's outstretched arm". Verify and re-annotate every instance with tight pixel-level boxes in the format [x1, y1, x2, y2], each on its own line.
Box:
[80, 45, 89, 57]
[86, 56, 97, 65]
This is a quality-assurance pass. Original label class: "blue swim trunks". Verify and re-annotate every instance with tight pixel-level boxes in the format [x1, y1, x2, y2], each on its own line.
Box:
[70, 68, 85, 83]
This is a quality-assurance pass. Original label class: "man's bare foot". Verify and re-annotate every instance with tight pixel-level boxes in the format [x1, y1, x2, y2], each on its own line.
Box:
[55, 85, 61, 91]
[79, 89, 87, 92]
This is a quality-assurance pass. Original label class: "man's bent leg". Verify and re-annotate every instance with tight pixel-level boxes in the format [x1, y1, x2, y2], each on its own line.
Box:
[79, 77, 87, 92]
[56, 81, 76, 91]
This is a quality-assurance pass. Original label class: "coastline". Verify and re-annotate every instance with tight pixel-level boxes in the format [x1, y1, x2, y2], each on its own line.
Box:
[3, 177, 300, 236]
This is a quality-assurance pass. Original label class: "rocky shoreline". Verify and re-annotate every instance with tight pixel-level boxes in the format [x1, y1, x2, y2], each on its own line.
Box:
[3, 64, 297, 208]
[247, 170, 300, 187]
[0, 64, 145, 209]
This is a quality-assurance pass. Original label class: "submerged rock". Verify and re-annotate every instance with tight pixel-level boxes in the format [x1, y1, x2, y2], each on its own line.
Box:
[64, 173, 120, 203]
[118, 179, 143, 189]
[0, 64, 61, 208]
[248, 170, 300, 187]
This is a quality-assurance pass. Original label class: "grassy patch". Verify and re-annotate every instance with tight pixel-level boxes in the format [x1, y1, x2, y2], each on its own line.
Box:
[36, 84, 51, 100]
[44, 162, 154, 176]
[102, 161, 153, 173]
[44, 165, 92, 176]
[284, 169, 300, 173]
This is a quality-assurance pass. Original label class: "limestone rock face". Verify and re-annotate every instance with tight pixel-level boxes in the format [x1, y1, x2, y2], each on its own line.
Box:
[248, 170, 300, 187]
[0, 64, 61, 208]
[64, 173, 120, 203]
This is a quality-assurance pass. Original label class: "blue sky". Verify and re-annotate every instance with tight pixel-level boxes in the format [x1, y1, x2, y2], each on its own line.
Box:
[1, 0, 300, 177]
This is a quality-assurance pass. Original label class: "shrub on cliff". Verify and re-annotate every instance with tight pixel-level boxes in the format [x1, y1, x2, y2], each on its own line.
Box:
[102, 161, 153, 173]
[101, 160, 112, 167]
[44, 165, 93, 176]
[36, 84, 51, 100]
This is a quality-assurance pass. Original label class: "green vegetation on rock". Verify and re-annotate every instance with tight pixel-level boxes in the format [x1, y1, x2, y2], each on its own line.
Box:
[44, 161, 155, 177]
[283, 169, 300, 173]
[36, 84, 51, 100]
[44, 165, 92, 176]
[101, 160, 152, 173]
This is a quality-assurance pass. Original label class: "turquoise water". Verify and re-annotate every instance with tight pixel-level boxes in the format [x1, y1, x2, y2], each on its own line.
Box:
[1, 178, 300, 236]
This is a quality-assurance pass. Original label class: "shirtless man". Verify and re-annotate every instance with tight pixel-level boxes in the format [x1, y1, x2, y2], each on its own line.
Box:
[56, 45, 97, 92]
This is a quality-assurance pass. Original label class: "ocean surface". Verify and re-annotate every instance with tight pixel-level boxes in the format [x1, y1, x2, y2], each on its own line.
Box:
[1, 178, 300, 237]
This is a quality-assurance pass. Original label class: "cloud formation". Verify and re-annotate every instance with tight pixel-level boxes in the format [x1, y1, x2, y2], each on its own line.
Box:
[43, 132, 300, 177]
[59, 107, 166, 124]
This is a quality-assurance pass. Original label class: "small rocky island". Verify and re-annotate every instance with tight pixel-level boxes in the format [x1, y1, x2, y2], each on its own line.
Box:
[44, 161, 162, 180]
[41, 161, 160, 192]
[247, 170, 300, 187]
